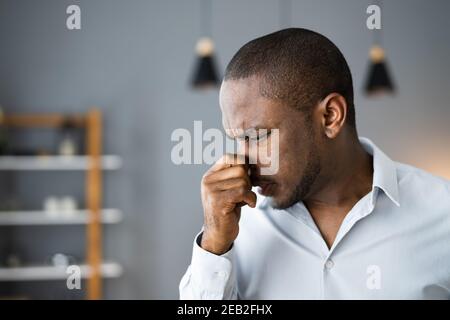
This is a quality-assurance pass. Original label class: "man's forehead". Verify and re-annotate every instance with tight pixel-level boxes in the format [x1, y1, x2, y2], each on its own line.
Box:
[220, 77, 262, 109]
[221, 80, 273, 122]
[221, 106, 267, 133]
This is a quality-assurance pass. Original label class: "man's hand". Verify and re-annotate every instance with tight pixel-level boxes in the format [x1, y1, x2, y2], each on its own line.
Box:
[200, 154, 257, 255]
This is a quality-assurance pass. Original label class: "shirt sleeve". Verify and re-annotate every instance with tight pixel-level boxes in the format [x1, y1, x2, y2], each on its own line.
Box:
[179, 231, 238, 300]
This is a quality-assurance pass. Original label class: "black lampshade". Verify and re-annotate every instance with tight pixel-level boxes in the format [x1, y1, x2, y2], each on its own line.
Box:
[191, 37, 220, 89]
[364, 45, 395, 96]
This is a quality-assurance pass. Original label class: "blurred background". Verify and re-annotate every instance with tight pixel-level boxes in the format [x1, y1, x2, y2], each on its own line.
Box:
[0, 0, 449, 299]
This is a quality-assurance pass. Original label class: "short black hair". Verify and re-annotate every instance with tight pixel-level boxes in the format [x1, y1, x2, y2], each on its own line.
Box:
[224, 28, 356, 130]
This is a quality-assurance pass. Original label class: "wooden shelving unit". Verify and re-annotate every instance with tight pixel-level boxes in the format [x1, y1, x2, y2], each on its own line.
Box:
[0, 209, 123, 226]
[0, 109, 122, 299]
[0, 155, 122, 170]
[0, 262, 123, 281]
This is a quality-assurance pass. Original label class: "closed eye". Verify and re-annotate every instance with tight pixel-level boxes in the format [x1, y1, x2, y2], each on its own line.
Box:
[250, 130, 271, 142]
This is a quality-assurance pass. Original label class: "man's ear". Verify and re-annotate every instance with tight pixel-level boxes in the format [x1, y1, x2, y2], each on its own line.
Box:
[317, 93, 348, 139]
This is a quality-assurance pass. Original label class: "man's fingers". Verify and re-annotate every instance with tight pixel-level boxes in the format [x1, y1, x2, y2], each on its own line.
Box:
[243, 190, 257, 208]
[213, 177, 251, 191]
[209, 153, 247, 173]
[224, 189, 257, 209]
[206, 166, 250, 185]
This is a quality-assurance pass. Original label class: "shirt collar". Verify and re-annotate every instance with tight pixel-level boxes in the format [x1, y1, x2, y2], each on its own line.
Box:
[359, 137, 400, 207]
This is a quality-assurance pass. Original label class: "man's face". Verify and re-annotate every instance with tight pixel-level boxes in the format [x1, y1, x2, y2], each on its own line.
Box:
[219, 76, 322, 209]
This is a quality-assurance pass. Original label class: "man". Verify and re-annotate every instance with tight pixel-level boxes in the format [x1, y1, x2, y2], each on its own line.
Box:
[179, 28, 450, 299]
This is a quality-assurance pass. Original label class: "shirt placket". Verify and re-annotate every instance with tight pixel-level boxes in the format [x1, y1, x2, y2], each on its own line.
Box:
[321, 190, 377, 299]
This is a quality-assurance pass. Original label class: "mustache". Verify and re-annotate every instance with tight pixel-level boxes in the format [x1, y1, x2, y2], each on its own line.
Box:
[250, 175, 275, 186]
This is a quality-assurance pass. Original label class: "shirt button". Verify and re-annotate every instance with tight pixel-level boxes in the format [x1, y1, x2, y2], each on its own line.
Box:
[325, 259, 334, 270]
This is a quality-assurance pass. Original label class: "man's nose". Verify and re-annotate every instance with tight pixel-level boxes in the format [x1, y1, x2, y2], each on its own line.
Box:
[237, 139, 258, 166]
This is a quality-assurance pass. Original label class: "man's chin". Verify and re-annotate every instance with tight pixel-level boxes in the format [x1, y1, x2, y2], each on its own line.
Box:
[266, 195, 297, 210]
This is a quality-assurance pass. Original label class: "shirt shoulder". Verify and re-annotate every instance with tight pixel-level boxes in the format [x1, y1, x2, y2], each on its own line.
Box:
[395, 161, 450, 206]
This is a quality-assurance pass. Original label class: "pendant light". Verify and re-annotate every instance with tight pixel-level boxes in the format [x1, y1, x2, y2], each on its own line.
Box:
[364, 0, 395, 96]
[364, 45, 395, 95]
[190, 0, 220, 89]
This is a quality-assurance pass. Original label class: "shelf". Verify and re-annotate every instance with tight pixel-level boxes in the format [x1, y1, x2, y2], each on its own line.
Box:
[0, 209, 123, 226]
[0, 262, 123, 281]
[0, 155, 122, 171]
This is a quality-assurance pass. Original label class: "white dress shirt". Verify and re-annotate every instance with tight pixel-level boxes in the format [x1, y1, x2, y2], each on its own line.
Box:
[179, 137, 450, 299]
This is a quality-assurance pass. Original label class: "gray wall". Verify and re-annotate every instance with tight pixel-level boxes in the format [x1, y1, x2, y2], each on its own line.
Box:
[0, 0, 449, 299]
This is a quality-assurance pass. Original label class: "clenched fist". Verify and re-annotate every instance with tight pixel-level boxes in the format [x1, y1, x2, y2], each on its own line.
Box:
[200, 154, 257, 255]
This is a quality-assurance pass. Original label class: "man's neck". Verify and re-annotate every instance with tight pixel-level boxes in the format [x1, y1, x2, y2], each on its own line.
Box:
[305, 137, 373, 209]
[303, 136, 373, 249]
